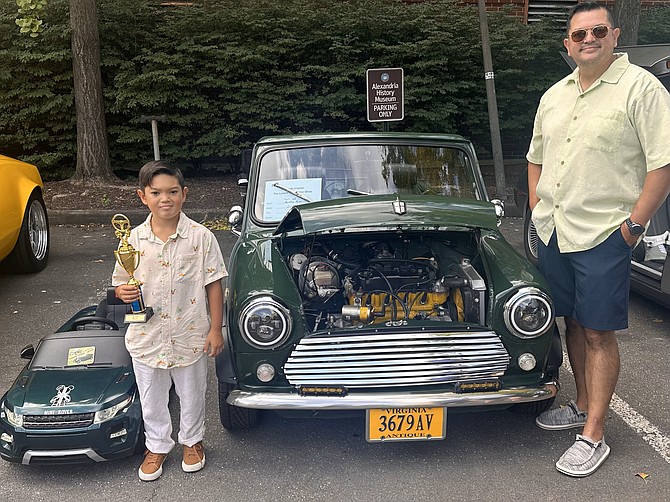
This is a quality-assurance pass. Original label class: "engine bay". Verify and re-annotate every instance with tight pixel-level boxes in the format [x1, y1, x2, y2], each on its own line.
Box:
[279, 231, 487, 332]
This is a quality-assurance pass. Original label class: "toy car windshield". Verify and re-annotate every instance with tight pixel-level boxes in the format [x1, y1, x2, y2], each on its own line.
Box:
[29, 335, 131, 369]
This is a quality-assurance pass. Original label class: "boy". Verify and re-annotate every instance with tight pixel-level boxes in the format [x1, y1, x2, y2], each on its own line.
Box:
[113, 160, 226, 481]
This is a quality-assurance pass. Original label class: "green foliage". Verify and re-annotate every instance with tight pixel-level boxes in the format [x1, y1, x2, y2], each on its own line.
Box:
[15, 0, 48, 37]
[0, 0, 584, 178]
[639, 5, 670, 44]
[1, 0, 74, 176]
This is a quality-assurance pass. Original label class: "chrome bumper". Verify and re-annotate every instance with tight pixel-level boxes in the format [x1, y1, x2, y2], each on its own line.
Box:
[22, 447, 106, 465]
[227, 381, 558, 410]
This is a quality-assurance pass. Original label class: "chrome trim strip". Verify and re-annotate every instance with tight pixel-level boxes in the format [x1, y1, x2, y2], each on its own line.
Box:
[22, 448, 107, 465]
[227, 382, 559, 410]
[631, 261, 663, 278]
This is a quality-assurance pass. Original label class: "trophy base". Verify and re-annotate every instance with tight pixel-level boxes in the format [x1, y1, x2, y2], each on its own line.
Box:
[124, 307, 154, 324]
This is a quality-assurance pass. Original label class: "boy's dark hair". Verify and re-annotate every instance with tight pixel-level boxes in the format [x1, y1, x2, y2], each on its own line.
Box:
[138, 160, 185, 190]
[566, 1, 615, 34]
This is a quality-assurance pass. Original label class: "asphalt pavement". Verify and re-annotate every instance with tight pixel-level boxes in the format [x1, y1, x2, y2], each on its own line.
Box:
[2, 222, 670, 502]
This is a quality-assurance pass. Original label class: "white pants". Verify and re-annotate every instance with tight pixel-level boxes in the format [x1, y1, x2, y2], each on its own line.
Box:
[132, 356, 207, 454]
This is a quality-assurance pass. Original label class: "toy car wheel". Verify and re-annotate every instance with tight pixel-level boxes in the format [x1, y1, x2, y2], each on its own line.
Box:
[218, 381, 260, 430]
[523, 209, 539, 267]
[134, 422, 146, 454]
[4, 191, 50, 273]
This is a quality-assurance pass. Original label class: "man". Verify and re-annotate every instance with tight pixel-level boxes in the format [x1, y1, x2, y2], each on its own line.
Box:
[526, 1, 670, 477]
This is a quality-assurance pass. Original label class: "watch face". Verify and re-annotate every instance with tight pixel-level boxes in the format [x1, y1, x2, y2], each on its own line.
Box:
[627, 219, 644, 236]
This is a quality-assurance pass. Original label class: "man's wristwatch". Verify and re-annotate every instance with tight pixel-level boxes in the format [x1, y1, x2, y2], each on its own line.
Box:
[625, 217, 645, 236]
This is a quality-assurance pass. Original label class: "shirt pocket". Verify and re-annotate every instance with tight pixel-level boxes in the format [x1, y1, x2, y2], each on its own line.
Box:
[583, 111, 625, 153]
[175, 253, 201, 284]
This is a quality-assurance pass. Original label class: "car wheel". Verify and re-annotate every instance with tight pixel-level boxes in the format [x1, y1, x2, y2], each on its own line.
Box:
[510, 396, 556, 415]
[134, 422, 146, 454]
[523, 208, 539, 267]
[4, 191, 50, 273]
[218, 381, 260, 430]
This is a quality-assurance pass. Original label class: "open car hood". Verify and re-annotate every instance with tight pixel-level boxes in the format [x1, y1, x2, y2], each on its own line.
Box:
[273, 194, 498, 235]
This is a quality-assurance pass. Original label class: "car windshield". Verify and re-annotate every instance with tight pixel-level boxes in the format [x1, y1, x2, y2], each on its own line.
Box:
[29, 335, 131, 369]
[253, 143, 481, 223]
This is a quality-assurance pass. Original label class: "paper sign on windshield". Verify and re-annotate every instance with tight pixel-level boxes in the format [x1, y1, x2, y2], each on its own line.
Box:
[263, 178, 322, 221]
[67, 346, 96, 366]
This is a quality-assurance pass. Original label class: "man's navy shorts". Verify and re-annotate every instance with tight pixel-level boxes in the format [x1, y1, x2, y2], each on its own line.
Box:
[537, 229, 633, 331]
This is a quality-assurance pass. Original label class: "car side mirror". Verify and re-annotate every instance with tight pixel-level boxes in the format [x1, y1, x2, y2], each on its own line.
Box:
[491, 199, 505, 226]
[228, 205, 243, 233]
[20, 344, 35, 360]
[237, 177, 248, 200]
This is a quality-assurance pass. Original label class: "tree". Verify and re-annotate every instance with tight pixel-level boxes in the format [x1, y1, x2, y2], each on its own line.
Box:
[69, 0, 113, 181]
[614, 0, 641, 46]
[16, 0, 114, 182]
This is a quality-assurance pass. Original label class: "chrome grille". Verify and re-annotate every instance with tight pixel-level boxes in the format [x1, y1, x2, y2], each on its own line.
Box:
[23, 413, 94, 430]
[284, 330, 510, 388]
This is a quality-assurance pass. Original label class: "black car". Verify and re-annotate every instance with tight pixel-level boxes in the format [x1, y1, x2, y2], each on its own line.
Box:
[515, 44, 670, 309]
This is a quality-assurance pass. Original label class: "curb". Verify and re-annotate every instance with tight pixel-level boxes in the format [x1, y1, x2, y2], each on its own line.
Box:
[48, 209, 230, 226]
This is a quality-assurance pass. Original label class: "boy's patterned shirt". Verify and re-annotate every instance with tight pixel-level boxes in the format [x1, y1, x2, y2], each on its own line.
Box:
[112, 212, 226, 368]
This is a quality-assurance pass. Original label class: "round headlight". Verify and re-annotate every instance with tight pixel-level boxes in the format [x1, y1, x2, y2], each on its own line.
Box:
[239, 296, 292, 349]
[504, 287, 553, 338]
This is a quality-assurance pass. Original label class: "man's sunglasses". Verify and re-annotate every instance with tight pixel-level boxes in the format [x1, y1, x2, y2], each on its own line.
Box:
[569, 25, 611, 43]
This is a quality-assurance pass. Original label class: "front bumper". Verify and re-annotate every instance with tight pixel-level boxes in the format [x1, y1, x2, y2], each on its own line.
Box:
[0, 411, 142, 465]
[227, 381, 558, 410]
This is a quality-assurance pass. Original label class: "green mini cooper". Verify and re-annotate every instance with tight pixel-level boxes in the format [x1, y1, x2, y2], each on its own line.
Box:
[216, 132, 561, 442]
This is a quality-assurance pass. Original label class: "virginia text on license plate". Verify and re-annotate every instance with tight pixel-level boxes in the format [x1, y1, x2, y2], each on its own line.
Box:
[366, 407, 446, 442]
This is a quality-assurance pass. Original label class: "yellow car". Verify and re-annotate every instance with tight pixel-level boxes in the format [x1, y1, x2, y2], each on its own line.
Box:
[0, 155, 49, 273]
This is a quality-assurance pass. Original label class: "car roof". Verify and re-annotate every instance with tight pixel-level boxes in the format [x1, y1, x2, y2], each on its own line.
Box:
[255, 131, 472, 147]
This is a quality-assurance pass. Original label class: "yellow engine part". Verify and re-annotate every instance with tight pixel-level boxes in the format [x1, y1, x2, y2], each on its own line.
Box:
[348, 291, 449, 323]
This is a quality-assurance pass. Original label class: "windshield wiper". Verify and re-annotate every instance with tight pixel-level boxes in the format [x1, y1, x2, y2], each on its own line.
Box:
[347, 188, 371, 196]
[272, 182, 313, 202]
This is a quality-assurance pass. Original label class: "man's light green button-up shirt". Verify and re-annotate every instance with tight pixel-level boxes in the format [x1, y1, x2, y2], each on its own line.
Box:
[527, 53, 670, 253]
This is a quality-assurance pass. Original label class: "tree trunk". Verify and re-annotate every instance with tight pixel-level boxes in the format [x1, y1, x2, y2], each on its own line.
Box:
[69, 0, 114, 182]
[614, 0, 641, 46]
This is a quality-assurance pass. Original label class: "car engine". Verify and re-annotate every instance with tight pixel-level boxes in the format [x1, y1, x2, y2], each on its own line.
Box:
[282, 233, 487, 332]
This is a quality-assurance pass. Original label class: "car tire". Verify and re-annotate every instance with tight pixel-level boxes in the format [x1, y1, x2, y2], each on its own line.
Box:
[3, 191, 50, 273]
[218, 381, 260, 430]
[134, 422, 146, 454]
[510, 396, 556, 415]
[523, 208, 539, 267]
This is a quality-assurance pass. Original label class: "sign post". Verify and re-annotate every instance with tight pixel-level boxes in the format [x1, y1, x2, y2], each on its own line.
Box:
[366, 68, 404, 124]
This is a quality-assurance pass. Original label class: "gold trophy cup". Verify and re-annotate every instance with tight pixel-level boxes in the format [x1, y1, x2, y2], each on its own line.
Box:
[112, 214, 153, 323]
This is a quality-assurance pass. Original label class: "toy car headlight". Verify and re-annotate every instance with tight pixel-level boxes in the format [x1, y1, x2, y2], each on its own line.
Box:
[94, 395, 133, 424]
[2, 402, 23, 427]
[239, 296, 292, 349]
[504, 287, 553, 339]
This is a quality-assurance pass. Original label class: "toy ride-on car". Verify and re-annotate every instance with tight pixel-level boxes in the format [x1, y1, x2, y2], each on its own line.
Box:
[0, 291, 143, 464]
[216, 132, 562, 442]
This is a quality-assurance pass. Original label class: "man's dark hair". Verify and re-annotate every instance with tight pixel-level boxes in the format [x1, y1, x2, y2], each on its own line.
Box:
[138, 160, 185, 190]
[566, 1, 615, 34]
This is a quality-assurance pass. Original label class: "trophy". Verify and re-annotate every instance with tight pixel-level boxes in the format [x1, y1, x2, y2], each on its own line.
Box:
[112, 214, 153, 323]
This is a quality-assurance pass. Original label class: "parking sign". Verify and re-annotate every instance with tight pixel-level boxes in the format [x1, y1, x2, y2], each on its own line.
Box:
[367, 68, 404, 122]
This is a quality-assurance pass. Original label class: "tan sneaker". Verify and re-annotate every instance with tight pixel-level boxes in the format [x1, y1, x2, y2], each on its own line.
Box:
[139, 450, 167, 481]
[182, 441, 206, 472]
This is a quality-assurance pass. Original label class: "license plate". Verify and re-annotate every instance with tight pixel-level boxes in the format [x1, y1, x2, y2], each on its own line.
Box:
[366, 407, 446, 442]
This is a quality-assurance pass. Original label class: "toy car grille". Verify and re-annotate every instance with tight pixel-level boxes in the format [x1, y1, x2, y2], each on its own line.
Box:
[23, 413, 95, 429]
[284, 330, 510, 388]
